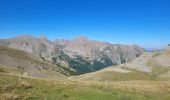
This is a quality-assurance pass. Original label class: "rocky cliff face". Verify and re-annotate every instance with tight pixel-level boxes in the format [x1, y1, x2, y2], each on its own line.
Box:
[0, 35, 144, 74]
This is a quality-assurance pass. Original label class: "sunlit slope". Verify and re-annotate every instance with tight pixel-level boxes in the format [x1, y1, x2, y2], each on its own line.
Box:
[0, 46, 73, 79]
[125, 48, 170, 77]
[70, 66, 156, 81]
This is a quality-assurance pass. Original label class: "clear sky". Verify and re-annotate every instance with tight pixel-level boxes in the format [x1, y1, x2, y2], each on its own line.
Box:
[0, 0, 170, 49]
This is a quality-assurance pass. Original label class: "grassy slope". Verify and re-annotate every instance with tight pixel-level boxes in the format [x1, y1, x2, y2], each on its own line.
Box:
[1, 73, 170, 100]
[0, 46, 76, 77]
[71, 65, 169, 82]
[73, 70, 156, 82]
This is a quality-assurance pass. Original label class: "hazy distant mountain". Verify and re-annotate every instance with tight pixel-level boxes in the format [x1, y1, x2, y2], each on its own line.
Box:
[0, 35, 144, 74]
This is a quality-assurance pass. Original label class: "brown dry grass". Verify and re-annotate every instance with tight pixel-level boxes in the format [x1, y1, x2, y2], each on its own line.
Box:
[0, 93, 21, 100]
[70, 80, 170, 93]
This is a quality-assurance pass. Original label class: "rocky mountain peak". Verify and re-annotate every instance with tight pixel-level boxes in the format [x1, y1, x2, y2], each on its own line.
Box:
[73, 36, 89, 41]
[39, 35, 48, 41]
[15, 34, 34, 39]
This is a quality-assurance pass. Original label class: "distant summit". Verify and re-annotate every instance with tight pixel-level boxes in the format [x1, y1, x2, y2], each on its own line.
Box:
[73, 36, 89, 41]
[15, 34, 34, 39]
[39, 35, 48, 41]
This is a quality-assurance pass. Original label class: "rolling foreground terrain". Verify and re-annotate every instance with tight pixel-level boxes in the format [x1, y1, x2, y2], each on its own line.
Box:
[1, 73, 170, 100]
[0, 35, 170, 100]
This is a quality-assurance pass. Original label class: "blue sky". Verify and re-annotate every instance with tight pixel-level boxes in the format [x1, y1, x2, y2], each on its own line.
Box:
[0, 0, 170, 49]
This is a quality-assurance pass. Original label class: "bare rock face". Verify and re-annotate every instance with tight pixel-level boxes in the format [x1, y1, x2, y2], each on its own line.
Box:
[0, 35, 144, 74]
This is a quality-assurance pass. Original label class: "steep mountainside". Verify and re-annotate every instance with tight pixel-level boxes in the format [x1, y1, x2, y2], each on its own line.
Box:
[55, 36, 144, 73]
[0, 46, 74, 78]
[0, 35, 144, 74]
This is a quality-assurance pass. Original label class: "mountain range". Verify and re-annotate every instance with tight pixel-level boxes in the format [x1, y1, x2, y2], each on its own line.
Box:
[0, 35, 144, 75]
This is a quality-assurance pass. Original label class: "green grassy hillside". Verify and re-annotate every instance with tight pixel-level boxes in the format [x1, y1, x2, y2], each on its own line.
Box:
[1, 73, 170, 100]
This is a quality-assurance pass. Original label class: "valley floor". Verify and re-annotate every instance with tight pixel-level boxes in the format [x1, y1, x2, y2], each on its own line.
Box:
[1, 73, 170, 100]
